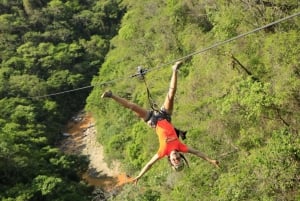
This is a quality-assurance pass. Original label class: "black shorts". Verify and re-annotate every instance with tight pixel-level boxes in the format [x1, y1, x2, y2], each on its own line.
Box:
[144, 108, 171, 127]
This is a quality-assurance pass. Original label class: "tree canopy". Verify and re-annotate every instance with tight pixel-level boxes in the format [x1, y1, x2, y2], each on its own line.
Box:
[1, 0, 299, 200]
[86, 0, 299, 200]
[0, 0, 124, 200]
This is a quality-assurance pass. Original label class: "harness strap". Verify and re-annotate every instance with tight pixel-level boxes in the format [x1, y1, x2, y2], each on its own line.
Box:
[136, 66, 159, 111]
[143, 78, 158, 111]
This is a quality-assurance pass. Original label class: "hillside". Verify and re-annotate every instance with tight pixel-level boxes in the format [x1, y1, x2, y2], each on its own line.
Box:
[86, 1, 300, 200]
[0, 0, 299, 200]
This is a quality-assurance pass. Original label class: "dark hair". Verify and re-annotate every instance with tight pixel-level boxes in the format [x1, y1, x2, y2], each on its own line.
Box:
[174, 128, 187, 140]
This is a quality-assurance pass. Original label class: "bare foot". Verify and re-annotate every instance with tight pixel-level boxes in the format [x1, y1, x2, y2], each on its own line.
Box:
[172, 61, 183, 71]
[101, 90, 112, 98]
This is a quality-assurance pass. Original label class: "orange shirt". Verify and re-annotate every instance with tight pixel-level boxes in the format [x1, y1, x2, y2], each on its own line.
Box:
[156, 119, 188, 158]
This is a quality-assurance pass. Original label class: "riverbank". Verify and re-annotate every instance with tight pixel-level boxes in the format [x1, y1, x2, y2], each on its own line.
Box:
[59, 111, 132, 191]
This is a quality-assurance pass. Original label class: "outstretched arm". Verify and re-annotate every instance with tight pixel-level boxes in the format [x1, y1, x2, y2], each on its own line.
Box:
[187, 146, 219, 168]
[133, 154, 160, 185]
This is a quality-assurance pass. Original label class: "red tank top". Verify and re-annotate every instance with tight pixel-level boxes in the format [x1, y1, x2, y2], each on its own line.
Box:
[155, 119, 188, 158]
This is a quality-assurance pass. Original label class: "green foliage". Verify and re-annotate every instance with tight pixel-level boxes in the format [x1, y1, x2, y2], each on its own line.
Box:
[86, 0, 300, 200]
[33, 175, 63, 195]
[215, 129, 299, 201]
[218, 77, 274, 122]
[1, 0, 299, 200]
[0, 0, 125, 200]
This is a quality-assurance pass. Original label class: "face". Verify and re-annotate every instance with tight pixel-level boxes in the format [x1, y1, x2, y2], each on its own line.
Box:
[169, 150, 181, 166]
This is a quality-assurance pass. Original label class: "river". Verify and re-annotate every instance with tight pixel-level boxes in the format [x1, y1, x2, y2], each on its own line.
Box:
[59, 111, 132, 191]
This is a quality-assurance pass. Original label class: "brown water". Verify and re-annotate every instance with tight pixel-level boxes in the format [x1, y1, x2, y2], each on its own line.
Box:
[59, 112, 133, 191]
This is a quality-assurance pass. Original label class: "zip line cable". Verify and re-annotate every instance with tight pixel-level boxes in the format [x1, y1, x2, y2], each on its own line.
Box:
[148, 11, 300, 72]
[27, 11, 300, 99]
[28, 76, 128, 99]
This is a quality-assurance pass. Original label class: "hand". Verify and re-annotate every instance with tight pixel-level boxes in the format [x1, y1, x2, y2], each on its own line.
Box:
[210, 159, 220, 168]
[172, 61, 183, 71]
[132, 176, 140, 186]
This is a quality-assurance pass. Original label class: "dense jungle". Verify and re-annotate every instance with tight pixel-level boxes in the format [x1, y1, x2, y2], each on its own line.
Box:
[0, 0, 299, 201]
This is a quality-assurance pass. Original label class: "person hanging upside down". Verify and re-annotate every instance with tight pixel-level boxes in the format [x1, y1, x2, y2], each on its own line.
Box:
[101, 61, 219, 184]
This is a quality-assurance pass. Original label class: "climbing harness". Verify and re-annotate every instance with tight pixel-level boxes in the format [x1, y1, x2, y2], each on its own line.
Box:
[131, 66, 174, 127]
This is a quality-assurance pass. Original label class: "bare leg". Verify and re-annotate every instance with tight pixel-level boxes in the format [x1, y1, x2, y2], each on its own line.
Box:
[101, 90, 149, 120]
[162, 61, 183, 115]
